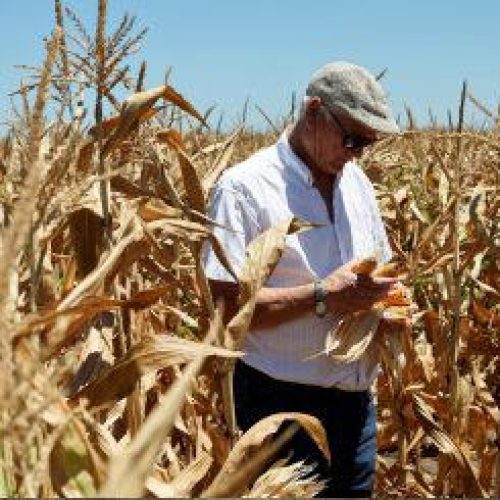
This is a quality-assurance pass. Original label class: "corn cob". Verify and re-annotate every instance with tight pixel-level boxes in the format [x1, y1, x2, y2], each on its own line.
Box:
[322, 257, 414, 362]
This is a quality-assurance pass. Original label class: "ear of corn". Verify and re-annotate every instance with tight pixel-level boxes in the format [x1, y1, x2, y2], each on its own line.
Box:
[323, 257, 413, 361]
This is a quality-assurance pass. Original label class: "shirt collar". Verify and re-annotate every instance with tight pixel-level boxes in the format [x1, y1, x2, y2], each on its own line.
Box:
[277, 130, 314, 186]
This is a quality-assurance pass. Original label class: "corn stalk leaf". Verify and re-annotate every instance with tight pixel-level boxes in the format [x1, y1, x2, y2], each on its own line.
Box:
[168, 451, 213, 496]
[99, 310, 223, 497]
[202, 125, 243, 195]
[98, 85, 205, 156]
[49, 421, 99, 497]
[225, 217, 314, 351]
[247, 458, 326, 498]
[162, 136, 207, 215]
[205, 412, 330, 497]
[323, 308, 384, 363]
[72, 334, 241, 407]
[412, 393, 487, 497]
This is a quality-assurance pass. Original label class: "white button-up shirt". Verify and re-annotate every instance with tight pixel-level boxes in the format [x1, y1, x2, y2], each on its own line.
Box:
[203, 133, 391, 390]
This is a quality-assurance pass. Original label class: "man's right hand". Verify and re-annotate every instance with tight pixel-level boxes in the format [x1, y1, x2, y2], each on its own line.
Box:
[323, 259, 399, 315]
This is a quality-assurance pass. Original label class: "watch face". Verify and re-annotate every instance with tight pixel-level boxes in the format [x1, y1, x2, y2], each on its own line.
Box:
[316, 301, 327, 317]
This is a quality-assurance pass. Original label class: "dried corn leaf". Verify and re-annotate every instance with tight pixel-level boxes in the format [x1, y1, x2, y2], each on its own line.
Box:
[156, 128, 184, 149]
[412, 394, 487, 497]
[238, 217, 313, 300]
[147, 217, 211, 238]
[201, 232, 239, 284]
[205, 413, 329, 497]
[76, 139, 94, 172]
[67, 326, 113, 395]
[15, 286, 175, 340]
[246, 459, 325, 498]
[225, 217, 313, 351]
[169, 143, 207, 214]
[478, 446, 497, 492]
[0, 446, 15, 498]
[145, 476, 179, 498]
[69, 207, 104, 279]
[72, 335, 241, 408]
[100, 85, 204, 156]
[469, 275, 499, 297]
[168, 451, 213, 496]
[413, 196, 455, 256]
[57, 221, 143, 311]
[162, 85, 207, 126]
[410, 200, 431, 224]
[471, 298, 500, 326]
[163, 305, 198, 329]
[202, 125, 243, 194]
[99, 310, 223, 497]
[324, 308, 383, 363]
[50, 437, 96, 497]
[49, 416, 106, 497]
[89, 108, 157, 139]
[470, 362, 500, 427]
[137, 201, 183, 222]
[110, 175, 153, 198]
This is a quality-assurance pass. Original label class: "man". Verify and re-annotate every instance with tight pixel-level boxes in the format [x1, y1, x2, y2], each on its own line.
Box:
[203, 62, 400, 497]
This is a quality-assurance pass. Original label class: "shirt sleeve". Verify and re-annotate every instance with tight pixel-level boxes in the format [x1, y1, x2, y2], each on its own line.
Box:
[354, 165, 393, 265]
[202, 178, 260, 283]
[371, 196, 392, 264]
[365, 180, 392, 265]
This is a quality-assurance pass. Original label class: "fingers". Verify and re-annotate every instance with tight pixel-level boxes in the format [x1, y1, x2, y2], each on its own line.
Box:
[345, 258, 406, 283]
[353, 275, 401, 304]
[326, 261, 408, 314]
[356, 274, 400, 290]
[342, 257, 371, 273]
[372, 276, 401, 286]
[352, 283, 390, 303]
[349, 257, 378, 275]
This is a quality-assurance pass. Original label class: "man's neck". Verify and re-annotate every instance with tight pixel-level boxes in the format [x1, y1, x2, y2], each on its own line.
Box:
[287, 124, 336, 189]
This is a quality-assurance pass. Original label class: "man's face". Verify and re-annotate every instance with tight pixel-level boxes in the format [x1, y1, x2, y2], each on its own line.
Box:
[306, 103, 378, 175]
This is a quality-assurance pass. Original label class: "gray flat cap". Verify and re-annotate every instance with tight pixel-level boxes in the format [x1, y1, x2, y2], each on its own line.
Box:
[306, 62, 399, 134]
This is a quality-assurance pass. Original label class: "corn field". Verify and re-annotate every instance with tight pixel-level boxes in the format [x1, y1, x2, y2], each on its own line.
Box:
[0, 1, 498, 497]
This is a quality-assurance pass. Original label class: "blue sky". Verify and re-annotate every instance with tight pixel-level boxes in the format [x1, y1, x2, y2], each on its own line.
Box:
[1, 1, 499, 131]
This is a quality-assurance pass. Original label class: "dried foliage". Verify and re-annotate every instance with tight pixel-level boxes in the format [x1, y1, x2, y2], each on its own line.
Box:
[0, 1, 498, 498]
[363, 126, 499, 497]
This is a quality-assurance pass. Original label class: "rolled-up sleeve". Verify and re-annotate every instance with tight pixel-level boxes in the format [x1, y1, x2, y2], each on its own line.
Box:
[202, 178, 260, 283]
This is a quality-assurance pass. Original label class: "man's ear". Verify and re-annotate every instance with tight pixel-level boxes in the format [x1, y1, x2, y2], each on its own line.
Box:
[303, 97, 321, 127]
[307, 96, 322, 111]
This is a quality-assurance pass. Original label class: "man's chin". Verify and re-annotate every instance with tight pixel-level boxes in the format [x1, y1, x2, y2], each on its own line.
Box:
[328, 161, 347, 173]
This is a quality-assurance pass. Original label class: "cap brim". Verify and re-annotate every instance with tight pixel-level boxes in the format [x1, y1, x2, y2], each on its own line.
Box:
[334, 103, 400, 134]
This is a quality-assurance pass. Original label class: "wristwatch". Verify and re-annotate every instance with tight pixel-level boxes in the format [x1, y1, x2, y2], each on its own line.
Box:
[314, 279, 328, 317]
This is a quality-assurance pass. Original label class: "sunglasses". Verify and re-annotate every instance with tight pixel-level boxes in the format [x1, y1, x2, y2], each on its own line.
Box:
[327, 109, 377, 150]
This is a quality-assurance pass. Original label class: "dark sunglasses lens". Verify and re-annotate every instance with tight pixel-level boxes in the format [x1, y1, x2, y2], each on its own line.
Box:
[344, 135, 374, 150]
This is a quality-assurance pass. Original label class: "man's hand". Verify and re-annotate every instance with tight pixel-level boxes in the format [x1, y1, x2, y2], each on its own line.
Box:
[323, 258, 400, 315]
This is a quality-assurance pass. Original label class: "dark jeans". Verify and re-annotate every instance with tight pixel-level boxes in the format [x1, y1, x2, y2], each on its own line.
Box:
[233, 360, 376, 498]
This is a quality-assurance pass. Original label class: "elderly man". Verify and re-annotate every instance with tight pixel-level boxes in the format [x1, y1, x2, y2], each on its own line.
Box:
[203, 62, 400, 497]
